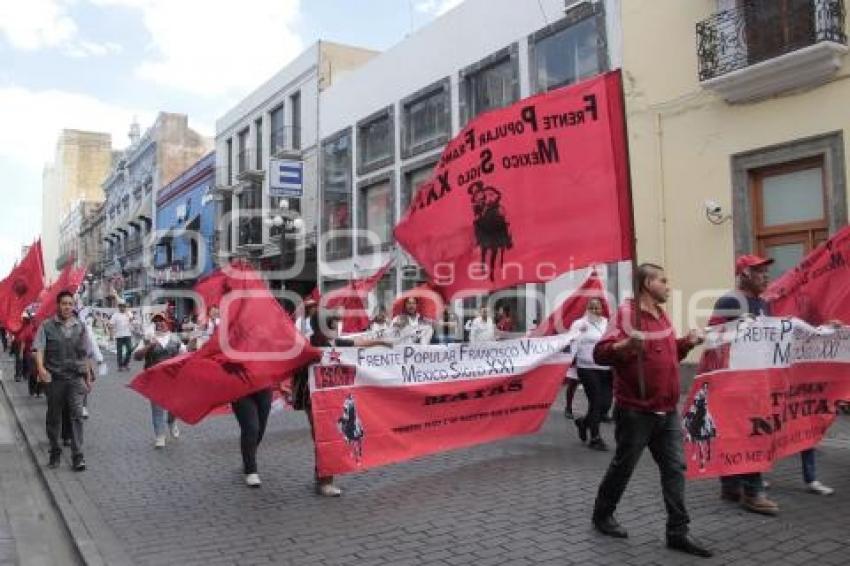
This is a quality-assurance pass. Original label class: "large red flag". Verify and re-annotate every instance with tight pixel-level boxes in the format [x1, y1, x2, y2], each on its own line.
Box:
[394, 71, 633, 298]
[0, 241, 45, 333]
[763, 225, 850, 325]
[16, 264, 87, 345]
[129, 263, 320, 424]
[531, 270, 610, 337]
[323, 260, 394, 333]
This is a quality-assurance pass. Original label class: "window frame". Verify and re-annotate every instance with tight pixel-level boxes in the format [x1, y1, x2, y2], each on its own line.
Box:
[356, 105, 395, 176]
[400, 153, 440, 216]
[357, 170, 396, 255]
[269, 104, 285, 156]
[321, 127, 354, 261]
[459, 43, 520, 126]
[400, 77, 452, 160]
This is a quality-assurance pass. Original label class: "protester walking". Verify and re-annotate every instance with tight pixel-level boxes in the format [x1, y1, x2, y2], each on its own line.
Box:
[712, 255, 833, 515]
[34, 291, 95, 472]
[133, 312, 186, 448]
[571, 298, 612, 450]
[109, 302, 133, 371]
[232, 388, 273, 488]
[590, 263, 712, 558]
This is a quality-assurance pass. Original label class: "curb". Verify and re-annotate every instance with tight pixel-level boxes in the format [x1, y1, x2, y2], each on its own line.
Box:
[0, 360, 134, 566]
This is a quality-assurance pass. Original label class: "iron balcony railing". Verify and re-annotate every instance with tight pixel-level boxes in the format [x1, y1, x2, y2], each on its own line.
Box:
[696, 0, 847, 82]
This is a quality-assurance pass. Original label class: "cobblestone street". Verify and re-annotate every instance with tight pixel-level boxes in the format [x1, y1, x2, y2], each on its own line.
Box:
[2, 354, 850, 565]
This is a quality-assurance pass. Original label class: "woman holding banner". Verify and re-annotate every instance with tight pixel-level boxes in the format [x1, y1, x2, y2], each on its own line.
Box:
[571, 298, 611, 451]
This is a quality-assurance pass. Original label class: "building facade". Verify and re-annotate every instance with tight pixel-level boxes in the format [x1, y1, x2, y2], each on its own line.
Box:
[318, 0, 625, 329]
[101, 114, 211, 306]
[41, 130, 113, 279]
[214, 41, 378, 299]
[622, 0, 849, 329]
[57, 200, 101, 272]
[78, 203, 106, 305]
[153, 151, 216, 321]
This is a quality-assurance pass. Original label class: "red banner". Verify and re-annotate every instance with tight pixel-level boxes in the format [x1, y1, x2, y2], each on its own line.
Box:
[0, 240, 45, 334]
[764, 225, 850, 325]
[684, 318, 850, 479]
[323, 260, 394, 333]
[309, 335, 574, 476]
[531, 270, 610, 336]
[394, 71, 632, 298]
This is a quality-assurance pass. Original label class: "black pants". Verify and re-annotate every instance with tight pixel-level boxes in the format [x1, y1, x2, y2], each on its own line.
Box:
[231, 389, 273, 475]
[577, 368, 612, 440]
[598, 371, 614, 418]
[46, 377, 87, 457]
[116, 337, 132, 369]
[593, 408, 690, 537]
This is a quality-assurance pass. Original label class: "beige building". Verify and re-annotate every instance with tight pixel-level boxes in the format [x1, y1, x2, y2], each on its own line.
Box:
[41, 130, 113, 278]
[623, 0, 849, 328]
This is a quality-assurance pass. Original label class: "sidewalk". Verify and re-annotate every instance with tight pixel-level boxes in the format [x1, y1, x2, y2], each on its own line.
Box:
[2, 353, 849, 566]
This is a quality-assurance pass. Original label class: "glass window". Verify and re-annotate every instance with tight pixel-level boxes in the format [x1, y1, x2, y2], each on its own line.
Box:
[765, 242, 806, 279]
[761, 167, 824, 226]
[254, 118, 263, 169]
[237, 129, 249, 174]
[238, 183, 262, 245]
[403, 85, 449, 156]
[465, 57, 517, 120]
[321, 131, 353, 260]
[290, 91, 301, 150]
[401, 162, 436, 213]
[358, 111, 393, 172]
[270, 105, 285, 156]
[533, 17, 602, 92]
[358, 178, 393, 253]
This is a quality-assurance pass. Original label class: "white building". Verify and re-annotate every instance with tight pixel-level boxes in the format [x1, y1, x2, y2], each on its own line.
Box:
[318, 0, 625, 328]
[214, 41, 378, 295]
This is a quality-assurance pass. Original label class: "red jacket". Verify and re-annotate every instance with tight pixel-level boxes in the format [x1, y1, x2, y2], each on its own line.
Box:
[593, 300, 693, 413]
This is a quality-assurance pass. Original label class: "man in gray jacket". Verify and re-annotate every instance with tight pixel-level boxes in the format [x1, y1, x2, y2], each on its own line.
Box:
[35, 291, 94, 471]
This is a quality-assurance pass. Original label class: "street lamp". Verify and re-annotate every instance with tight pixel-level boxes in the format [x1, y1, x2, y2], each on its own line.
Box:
[272, 198, 305, 276]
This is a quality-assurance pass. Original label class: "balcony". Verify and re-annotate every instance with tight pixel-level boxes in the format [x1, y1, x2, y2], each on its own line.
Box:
[696, 0, 848, 103]
[237, 148, 264, 181]
[269, 125, 303, 158]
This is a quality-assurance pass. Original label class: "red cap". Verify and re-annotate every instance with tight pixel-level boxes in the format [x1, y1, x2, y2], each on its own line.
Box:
[735, 254, 774, 275]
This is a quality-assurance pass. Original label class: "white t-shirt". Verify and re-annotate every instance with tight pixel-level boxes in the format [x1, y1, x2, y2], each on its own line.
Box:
[466, 317, 496, 343]
[132, 332, 188, 356]
[569, 315, 610, 370]
[109, 311, 133, 338]
[391, 314, 434, 345]
[295, 316, 313, 339]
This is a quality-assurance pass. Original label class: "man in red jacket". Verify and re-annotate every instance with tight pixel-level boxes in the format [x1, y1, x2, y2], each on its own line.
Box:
[591, 263, 712, 558]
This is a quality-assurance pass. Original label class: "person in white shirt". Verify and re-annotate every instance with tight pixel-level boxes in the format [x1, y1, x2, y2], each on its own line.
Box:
[295, 298, 318, 339]
[569, 298, 612, 451]
[369, 307, 390, 338]
[109, 302, 133, 371]
[391, 297, 434, 345]
[133, 313, 187, 448]
[465, 305, 496, 343]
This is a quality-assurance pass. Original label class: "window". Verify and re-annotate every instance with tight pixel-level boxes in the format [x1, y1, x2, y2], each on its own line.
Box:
[401, 79, 451, 158]
[238, 182, 262, 246]
[358, 174, 394, 254]
[530, 4, 606, 93]
[751, 157, 828, 279]
[372, 270, 396, 315]
[255, 118, 263, 169]
[460, 46, 519, 123]
[290, 91, 301, 150]
[321, 129, 353, 260]
[270, 105, 285, 156]
[237, 128, 249, 174]
[401, 158, 438, 214]
[357, 106, 394, 175]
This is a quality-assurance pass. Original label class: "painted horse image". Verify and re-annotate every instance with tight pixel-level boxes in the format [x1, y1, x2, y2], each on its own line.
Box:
[338, 394, 365, 463]
[468, 181, 513, 282]
[683, 383, 717, 471]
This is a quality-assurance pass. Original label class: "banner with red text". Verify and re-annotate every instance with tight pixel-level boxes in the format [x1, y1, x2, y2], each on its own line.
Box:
[309, 335, 575, 476]
[684, 317, 850, 479]
[394, 70, 632, 298]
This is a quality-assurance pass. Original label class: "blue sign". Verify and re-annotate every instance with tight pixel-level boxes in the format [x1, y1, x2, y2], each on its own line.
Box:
[268, 158, 303, 198]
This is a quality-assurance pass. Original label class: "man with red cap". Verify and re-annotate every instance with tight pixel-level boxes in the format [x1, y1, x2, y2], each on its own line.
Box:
[710, 254, 834, 516]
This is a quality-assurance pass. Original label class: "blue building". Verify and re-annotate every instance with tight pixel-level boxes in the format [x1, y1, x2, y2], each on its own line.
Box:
[153, 151, 216, 321]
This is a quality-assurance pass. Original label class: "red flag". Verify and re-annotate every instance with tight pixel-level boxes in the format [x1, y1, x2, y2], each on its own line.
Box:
[390, 283, 443, 320]
[322, 260, 394, 333]
[15, 264, 86, 345]
[763, 225, 850, 325]
[394, 71, 633, 298]
[0, 241, 45, 333]
[531, 271, 610, 336]
[129, 262, 321, 424]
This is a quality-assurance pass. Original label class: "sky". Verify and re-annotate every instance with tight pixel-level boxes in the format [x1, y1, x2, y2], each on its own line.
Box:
[0, 0, 465, 275]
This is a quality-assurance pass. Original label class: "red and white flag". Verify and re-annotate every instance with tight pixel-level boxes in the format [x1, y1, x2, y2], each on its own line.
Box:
[531, 270, 610, 336]
[683, 317, 850, 479]
[309, 334, 575, 476]
[394, 71, 633, 298]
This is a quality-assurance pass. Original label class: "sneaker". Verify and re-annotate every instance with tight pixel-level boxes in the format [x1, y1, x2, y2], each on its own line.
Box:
[72, 455, 86, 472]
[154, 435, 166, 449]
[315, 482, 342, 497]
[82, 407, 89, 419]
[806, 481, 834, 496]
[741, 494, 779, 516]
[245, 473, 261, 488]
[47, 451, 61, 469]
[170, 422, 180, 438]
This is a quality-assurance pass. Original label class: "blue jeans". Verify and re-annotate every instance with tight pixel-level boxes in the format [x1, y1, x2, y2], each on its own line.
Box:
[801, 448, 816, 484]
[150, 402, 175, 437]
